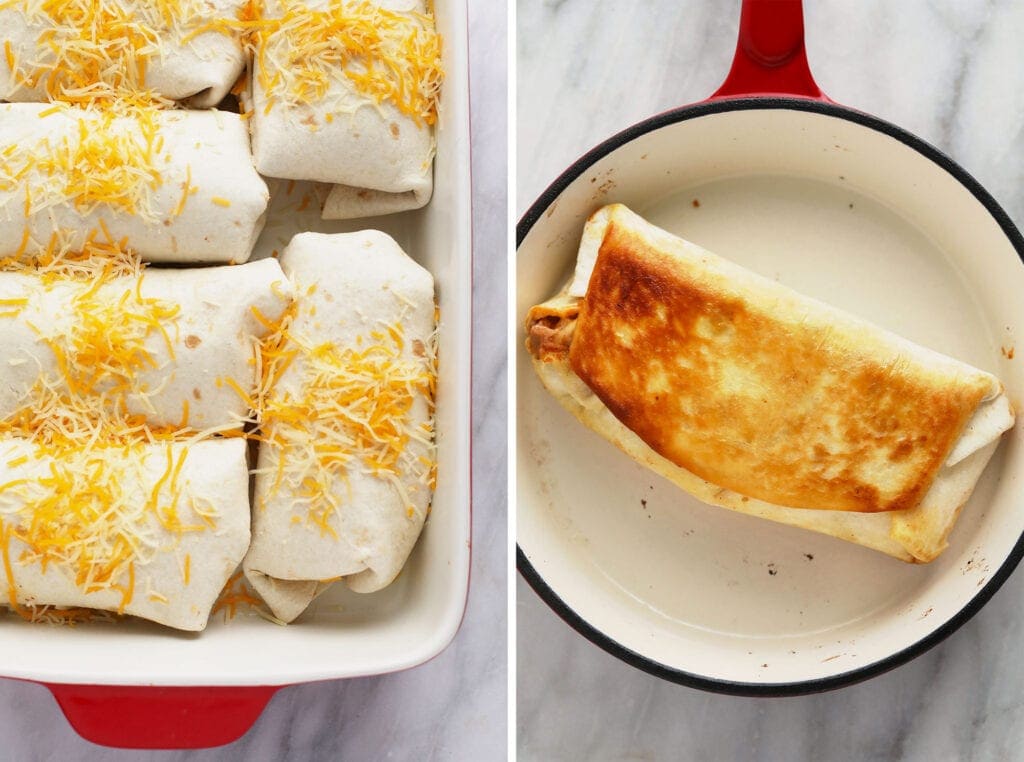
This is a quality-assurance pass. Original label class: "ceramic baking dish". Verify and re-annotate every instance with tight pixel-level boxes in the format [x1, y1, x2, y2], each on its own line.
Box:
[0, 0, 472, 748]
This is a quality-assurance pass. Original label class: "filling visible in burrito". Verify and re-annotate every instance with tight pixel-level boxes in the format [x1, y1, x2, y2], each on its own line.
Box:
[0, 102, 269, 263]
[246, 0, 443, 219]
[244, 231, 436, 622]
[0, 0, 248, 108]
[526, 204, 1016, 563]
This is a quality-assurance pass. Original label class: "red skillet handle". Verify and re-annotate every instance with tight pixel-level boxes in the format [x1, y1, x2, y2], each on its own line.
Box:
[711, 0, 828, 101]
[47, 683, 278, 749]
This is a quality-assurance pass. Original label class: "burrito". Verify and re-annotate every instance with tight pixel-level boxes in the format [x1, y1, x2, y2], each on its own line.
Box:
[0, 437, 250, 630]
[0, 103, 269, 263]
[0, 0, 248, 107]
[244, 231, 436, 622]
[0, 257, 294, 432]
[247, 0, 442, 219]
[526, 204, 1015, 562]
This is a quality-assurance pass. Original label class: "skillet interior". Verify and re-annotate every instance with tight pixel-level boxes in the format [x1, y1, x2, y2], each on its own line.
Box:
[517, 100, 1024, 693]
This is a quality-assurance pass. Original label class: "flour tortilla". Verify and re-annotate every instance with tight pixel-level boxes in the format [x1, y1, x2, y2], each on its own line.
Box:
[527, 204, 1015, 562]
[320, 178, 432, 221]
[244, 230, 435, 621]
[0, 258, 293, 431]
[248, 0, 434, 219]
[0, 0, 247, 107]
[0, 104, 268, 263]
[0, 437, 250, 631]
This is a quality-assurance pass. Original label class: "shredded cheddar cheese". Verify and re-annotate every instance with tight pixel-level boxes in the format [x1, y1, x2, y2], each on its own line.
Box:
[21, 604, 113, 625]
[211, 569, 261, 620]
[0, 232, 140, 292]
[0, 245, 182, 441]
[0, 244, 234, 611]
[0, 104, 169, 222]
[221, 0, 443, 126]
[0, 440, 218, 611]
[254, 302, 436, 535]
[1, 0, 229, 107]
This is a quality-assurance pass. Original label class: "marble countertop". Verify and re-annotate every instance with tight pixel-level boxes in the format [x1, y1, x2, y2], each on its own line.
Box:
[517, 1, 1024, 760]
[0, 2, 507, 760]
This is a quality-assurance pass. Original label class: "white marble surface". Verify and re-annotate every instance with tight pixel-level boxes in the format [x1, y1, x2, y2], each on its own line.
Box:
[517, 1, 1024, 760]
[0, 2, 507, 760]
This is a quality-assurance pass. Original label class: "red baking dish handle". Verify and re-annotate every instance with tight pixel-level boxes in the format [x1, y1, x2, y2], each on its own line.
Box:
[46, 683, 278, 749]
[711, 0, 829, 101]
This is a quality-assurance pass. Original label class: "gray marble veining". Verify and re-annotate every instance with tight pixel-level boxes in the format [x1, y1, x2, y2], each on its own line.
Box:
[517, 1, 1024, 760]
[0, 2, 508, 760]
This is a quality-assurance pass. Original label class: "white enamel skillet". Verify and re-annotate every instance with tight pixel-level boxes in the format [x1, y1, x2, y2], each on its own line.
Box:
[516, 0, 1024, 695]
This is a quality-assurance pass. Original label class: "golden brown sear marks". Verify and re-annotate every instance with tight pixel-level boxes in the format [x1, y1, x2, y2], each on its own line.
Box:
[568, 222, 991, 514]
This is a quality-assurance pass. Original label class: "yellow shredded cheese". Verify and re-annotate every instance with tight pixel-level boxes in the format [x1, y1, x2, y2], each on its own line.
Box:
[0, 246, 181, 440]
[0, 440, 217, 609]
[211, 569, 261, 620]
[219, 0, 443, 126]
[0, 244, 227, 607]
[0, 104, 171, 222]
[254, 303, 437, 535]
[2, 0, 227, 107]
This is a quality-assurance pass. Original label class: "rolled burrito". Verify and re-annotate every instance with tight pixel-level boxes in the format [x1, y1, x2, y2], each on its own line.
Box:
[0, 437, 250, 631]
[0, 257, 294, 432]
[0, 103, 269, 263]
[247, 0, 442, 219]
[244, 231, 436, 622]
[526, 204, 1015, 563]
[0, 0, 248, 108]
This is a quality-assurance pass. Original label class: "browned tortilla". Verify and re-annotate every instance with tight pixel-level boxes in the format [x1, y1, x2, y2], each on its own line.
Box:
[565, 215, 993, 515]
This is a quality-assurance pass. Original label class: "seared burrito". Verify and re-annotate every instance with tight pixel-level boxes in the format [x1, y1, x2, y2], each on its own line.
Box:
[0, 0, 248, 107]
[0, 257, 294, 432]
[0, 103, 268, 263]
[244, 231, 436, 622]
[0, 437, 250, 631]
[248, 0, 442, 219]
[526, 204, 1015, 563]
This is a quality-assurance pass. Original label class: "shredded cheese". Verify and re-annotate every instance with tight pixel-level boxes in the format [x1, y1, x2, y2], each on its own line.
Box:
[0, 440, 218, 610]
[2, 0, 230, 107]
[0, 246, 182, 440]
[0, 244, 231, 611]
[211, 569, 261, 621]
[0, 104, 170, 222]
[216, 0, 443, 126]
[254, 302, 437, 535]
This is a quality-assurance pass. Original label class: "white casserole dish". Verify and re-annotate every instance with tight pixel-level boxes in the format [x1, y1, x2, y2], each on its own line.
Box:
[0, 0, 471, 748]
